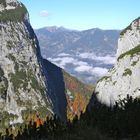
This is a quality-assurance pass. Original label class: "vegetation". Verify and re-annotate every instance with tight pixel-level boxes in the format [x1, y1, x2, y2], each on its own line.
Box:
[97, 76, 111, 83]
[123, 68, 132, 76]
[7, 54, 16, 62]
[0, 84, 7, 100]
[63, 71, 94, 120]
[67, 93, 87, 121]
[8, 60, 44, 93]
[117, 44, 140, 61]
[63, 71, 94, 98]
[0, 67, 4, 77]
[9, 69, 27, 92]
[0, 0, 6, 7]
[30, 76, 44, 93]
[1, 95, 140, 139]
[120, 24, 132, 36]
[0, 4, 27, 22]
[131, 60, 138, 66]
[120, 17, 140, 36]
[6, 41, 13, 50]
[113, 81, 117, 85]
[0, 67, 8, 100]
[0, 111, 18, 129]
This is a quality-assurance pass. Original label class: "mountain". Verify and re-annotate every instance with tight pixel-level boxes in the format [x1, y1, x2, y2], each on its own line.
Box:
[0, 0, 55, 125]
[35, 27, 120, 84]
[95, 17, 140, 106]
[0, 0, 93, 127]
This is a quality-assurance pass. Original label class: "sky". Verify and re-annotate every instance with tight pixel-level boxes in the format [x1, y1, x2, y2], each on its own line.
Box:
[20, 0, 140, 30]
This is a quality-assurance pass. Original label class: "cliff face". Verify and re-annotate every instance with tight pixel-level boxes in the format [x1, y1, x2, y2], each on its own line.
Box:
[0, 0, 54, 125]
[95, 17, 140, 106]
[42, 59, 67, 121]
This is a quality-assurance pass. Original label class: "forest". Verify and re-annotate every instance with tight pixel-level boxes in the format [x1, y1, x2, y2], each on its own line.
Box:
[1, 94, 140, 140]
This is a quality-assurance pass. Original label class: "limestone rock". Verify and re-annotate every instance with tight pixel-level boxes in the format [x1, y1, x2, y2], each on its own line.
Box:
[0, 0, 52, 125]
[95, 17, 140, 106]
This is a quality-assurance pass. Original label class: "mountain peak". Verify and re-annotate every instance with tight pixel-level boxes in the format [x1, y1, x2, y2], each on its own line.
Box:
[0, 0, 19, 9]
[0, 0, 28, 22]
[45, 26, 60, 32]
[44, 26, 74, 32]
[120, 17, 140, 36]
[117, 17, 140, 57]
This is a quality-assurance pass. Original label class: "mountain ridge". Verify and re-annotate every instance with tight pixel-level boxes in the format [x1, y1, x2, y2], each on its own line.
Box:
[36, 26, 121, 32]
[35, 26, 120, 84]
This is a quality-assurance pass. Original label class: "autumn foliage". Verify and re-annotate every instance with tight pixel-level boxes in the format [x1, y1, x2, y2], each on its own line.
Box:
[67, 93, 87, 121]
[62, 71, 94, 121]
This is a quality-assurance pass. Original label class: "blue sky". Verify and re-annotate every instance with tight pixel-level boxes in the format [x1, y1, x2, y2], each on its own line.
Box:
[20, 0, 140, 30]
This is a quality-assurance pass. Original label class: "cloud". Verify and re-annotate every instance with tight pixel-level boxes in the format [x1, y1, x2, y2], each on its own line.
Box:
[74, 61, 88, 66]
[58, 53, 71, 57]
[74, 65, 108, 77]
[48, 57, 75, 68]
[40, 10, 49, 17]
[74, 65, 93, 73]
[48, 57, 89, 68]
[93, 55, 116, 65]
[48, 56, 108, 77]
[91, 67, 108, 77]
[79, 53, 116, 65]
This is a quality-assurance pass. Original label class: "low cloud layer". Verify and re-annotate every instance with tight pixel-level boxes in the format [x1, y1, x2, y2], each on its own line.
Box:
[48, 55, 109, 77]
[74, 66, 108, 77]
[58, 53, 70, 57]
[48, 57, 74, 68]
[79, 52, 116, 64]
[74, 65, 93, 73]
[48, 56, 89, 69]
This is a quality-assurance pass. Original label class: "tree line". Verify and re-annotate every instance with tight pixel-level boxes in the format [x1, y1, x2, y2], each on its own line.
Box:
[1, 94, 140, 140]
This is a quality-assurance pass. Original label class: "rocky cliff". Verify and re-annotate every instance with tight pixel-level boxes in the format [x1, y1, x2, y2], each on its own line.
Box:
[0, 0, 93, 127]
[95, 17, 140, 106]
[0, 0, 55, 125]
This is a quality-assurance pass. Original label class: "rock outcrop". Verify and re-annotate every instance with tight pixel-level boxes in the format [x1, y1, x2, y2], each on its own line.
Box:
[0, 0, 55, 125]
[95, 17, 140, 106]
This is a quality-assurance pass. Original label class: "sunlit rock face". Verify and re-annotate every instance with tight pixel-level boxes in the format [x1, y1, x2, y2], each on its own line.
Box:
[95, 17, 140, 106]
[0, 0, 64, 125]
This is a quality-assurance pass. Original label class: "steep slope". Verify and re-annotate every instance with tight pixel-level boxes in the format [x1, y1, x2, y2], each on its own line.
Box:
[63, 71, 94, 120]
[0, 0, 54, 125]
[42, 59, 67, 121]
[43, 60, 93, 120]
[0, 0, 72, 127]
[95, 17, 140, 106]
[35, 27, 120, 84]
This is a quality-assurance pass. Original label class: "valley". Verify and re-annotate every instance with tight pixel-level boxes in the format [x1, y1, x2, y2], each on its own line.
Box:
[0, 0, 140, 140]
[35, 27, 120, 84]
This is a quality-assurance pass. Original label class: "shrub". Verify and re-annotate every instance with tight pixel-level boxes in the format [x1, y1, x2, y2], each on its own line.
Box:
[0, 3, 27, 22]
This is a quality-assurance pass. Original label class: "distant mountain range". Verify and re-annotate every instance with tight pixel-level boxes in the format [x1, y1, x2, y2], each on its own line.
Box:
[35, 26, 121, 84]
